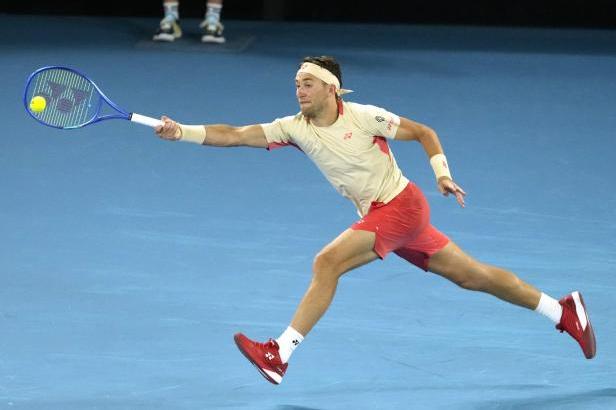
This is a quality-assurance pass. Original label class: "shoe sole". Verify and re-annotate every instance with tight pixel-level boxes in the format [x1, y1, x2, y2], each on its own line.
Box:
[153, 34, 181, 42]
[233, 334, 282, 385]
[201, 35, 226, 44]
[572, 291, 596, 359]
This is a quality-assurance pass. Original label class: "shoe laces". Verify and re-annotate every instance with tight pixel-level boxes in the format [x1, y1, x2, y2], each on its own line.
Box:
[200, 20, 223, 31]
[259, 339, 280, 362]
[160, 16, 176, 28]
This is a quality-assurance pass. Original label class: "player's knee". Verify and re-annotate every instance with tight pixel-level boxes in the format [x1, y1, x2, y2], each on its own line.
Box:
[454, 265, 491, 292]
[312, 249, 343, 282]
[456, 276, 486, 291]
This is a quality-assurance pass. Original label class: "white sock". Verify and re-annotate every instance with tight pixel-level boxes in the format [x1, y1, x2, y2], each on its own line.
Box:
[275, 326, 304, 363]
[535, 292, 563, 324]
[163, 2, 179, 20]
[205, 2, 223, 25]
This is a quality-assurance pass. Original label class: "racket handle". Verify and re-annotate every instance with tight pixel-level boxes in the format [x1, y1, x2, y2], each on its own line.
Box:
[130, 113, 163, 128]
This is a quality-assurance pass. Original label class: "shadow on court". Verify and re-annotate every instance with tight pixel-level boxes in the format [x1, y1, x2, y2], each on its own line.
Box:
[474, 388, 616, 410]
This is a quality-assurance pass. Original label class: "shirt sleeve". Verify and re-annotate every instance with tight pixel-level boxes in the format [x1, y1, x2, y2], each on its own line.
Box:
[351, 103, 401, 139]
[260, 115, 296, 148]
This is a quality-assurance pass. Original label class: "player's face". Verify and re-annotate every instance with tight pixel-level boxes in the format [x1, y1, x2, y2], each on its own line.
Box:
[295, 74, 331, 118]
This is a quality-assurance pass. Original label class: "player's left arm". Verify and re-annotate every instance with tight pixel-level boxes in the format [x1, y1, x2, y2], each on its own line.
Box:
[395, 116, 466, 207]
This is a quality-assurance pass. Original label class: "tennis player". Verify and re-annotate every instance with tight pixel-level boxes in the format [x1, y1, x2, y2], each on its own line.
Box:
[155, 56, 596, 385]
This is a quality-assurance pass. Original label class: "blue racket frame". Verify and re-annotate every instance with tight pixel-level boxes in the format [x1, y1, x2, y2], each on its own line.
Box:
[24, 66, 133, 129]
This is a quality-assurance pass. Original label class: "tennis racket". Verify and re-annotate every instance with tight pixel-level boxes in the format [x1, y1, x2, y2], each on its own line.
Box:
[23, 66, 162, 129]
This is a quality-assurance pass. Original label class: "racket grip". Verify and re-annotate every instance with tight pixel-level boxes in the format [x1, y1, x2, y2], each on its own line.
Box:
[130, 113, 163, 128]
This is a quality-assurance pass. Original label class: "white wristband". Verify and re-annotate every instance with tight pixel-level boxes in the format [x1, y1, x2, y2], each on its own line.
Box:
[179, 124, 207, 145]
[430, 153, 452, 180]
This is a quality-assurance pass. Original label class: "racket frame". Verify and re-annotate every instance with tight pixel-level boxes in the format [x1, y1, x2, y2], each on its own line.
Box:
[24, 66, 162, 129]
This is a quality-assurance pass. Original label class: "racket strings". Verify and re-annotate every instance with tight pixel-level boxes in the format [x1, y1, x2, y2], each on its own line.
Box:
[27, 68, 98, 128]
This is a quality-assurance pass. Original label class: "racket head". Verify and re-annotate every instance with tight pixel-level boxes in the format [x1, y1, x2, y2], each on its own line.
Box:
[23, 66, 128, 129]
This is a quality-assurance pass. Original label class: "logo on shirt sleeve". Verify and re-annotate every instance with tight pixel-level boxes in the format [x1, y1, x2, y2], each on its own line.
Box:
[386, 118, 394, 132]
[375, 116, 385, 122]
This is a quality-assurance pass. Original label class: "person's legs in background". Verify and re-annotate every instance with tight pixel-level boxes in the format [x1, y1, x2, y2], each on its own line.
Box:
[200, 0, 226, 43]
[153, 0, 182, 42]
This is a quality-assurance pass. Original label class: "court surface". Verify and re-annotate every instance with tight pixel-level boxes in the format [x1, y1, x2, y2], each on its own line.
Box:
[1, 14, 615, 410]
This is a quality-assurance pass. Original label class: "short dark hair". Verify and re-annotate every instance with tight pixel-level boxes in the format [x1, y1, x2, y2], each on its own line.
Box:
[301, 56, 343, 89]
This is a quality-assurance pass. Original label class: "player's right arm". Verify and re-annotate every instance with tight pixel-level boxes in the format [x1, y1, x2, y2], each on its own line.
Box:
[156, 115, 268, 148]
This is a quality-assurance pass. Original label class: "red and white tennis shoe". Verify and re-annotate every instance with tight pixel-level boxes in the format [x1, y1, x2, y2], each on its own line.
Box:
[234, 333, 288, 384]
[556, 291, 596, 359]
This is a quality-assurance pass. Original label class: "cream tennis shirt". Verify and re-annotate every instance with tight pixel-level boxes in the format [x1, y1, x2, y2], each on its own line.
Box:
[261, 101, 409, 216]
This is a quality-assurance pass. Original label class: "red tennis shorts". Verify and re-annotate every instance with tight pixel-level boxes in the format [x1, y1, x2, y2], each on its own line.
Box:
[351, 182, 449, 271]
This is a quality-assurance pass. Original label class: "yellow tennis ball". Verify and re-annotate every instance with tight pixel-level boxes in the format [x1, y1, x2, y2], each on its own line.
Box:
[30, 96, 47, 113]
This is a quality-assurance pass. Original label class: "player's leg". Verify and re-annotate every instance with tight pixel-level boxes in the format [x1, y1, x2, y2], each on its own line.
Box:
[201, 0, 226, 43]
[153, 0, 182, 42]
[290, 228, 379, 335]
[234, 228, 378, 384]
[427, 240, 596, 358]
[427, 241, 541, 309]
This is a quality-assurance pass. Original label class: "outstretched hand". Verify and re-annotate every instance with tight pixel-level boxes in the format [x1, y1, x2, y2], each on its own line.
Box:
[438, 177, 466, 208]
[155, 115, 182, 141]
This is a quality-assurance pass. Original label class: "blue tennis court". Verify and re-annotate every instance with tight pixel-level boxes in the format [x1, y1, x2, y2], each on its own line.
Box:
[1, 14, 615, 409]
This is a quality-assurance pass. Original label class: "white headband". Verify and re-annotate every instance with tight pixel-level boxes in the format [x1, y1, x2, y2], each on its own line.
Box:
[296, 62, 353, 96]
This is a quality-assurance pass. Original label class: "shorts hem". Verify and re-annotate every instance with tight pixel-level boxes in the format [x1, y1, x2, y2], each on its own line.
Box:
[350, 226, 387, 260]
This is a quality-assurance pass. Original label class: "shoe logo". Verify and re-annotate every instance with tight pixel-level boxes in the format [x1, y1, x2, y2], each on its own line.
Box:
[265, 352, 275, 361]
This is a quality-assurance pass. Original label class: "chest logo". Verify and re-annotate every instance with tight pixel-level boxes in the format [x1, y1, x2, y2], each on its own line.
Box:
[343, 132, 353, 140]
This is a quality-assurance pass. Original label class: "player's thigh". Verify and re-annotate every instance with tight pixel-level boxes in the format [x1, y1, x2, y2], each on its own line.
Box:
[315, 229, 379, 276]
[427, 241, 482, 284]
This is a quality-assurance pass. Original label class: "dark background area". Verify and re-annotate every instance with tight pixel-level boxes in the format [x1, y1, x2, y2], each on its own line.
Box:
[2, 0, 616, 28]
